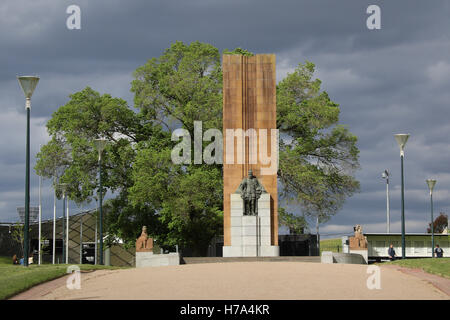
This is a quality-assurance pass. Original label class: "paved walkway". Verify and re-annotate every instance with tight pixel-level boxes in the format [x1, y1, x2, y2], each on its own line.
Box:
[11, 262, 449, 300]
[381, 265, 450, 296]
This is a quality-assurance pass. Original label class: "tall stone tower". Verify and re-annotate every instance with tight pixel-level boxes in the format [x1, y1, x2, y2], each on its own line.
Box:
[222, 54, 279, 257]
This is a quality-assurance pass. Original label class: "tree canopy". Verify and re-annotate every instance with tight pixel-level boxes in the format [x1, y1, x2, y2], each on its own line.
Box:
[277, 61, 360, 224]
[427, 213, 448, 233]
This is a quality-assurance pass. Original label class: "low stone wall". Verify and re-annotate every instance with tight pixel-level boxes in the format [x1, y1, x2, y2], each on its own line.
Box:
[321, 251, 367, 265]
[136, 252, 180, 268]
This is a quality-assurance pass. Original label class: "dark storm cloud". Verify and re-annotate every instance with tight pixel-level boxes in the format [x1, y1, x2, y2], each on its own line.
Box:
[1, 0, 450, 236]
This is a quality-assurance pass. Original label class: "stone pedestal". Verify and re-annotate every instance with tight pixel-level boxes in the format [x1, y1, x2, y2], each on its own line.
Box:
[348, 225, 368, 264]
[321, 251, 367, 264]
[135, 252, 180, 268]
[349, 249, 368, 264]
[223, 193, 279, 257]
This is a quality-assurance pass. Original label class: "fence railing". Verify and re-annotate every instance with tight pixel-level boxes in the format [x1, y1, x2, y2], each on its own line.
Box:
[319, 244, 342, 255]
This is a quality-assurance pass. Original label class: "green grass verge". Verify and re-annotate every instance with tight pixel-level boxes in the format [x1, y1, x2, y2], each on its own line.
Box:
[380, 258, 450, 279]
[320, 238, 342, 255]
[0, 257, 128, 300]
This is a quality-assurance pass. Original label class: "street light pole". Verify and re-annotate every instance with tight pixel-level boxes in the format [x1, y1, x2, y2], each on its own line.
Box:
[395, 134, 410, 259]
[17, 76, 39, 267]
[66, 194, 69, 264]
[60, 183, 68, 264]
[382, 170, 390, 233]
[62, 190, 66, 263]
[426, 179, 436, 258]
[94, 138, 108, 265]
[38, 146, 42, 265]
[52, 178, 56, 264]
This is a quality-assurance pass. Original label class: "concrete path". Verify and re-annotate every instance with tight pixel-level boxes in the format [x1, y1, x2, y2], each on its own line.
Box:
[11, 262, 449, 300]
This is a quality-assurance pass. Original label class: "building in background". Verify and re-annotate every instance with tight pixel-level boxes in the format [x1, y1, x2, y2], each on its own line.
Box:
[365, 233, 449, 261]
[0, 210, 134, 267]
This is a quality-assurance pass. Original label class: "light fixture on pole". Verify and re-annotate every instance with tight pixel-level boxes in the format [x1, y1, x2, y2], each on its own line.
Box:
[426, 179, 436, 258]
[381, 170, 390, 233]
[94, 138, 108, 265]
[17, 75, 40, 267]
[394, 133, 409, 259]
[59, 183, 68, 264]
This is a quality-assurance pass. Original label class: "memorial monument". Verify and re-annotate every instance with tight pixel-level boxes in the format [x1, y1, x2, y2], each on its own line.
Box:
[222, 54, 279, 257]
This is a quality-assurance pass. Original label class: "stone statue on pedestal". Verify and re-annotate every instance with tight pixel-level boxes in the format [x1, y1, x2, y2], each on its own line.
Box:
[349, 224, 368, 249]
[136, 226, 153, 252]
[236, 170, 266, 216]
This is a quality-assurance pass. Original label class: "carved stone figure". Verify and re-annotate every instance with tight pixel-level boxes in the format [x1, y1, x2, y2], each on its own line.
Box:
[236, 170, 266, 216]
[136, 226, 153, 252]
[349, 224, 368, 249]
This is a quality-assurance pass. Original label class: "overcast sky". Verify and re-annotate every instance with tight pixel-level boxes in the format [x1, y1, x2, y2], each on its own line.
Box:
[1, 0, 450, 238]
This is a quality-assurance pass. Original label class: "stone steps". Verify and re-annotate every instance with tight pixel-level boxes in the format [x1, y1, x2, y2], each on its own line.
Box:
[181, 256, 320, 264]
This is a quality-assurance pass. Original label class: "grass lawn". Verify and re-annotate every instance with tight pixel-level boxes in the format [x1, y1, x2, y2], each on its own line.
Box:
[319, 238, 342, 255]
[381, 258, 450, 279]
[0, 256, 128, 300]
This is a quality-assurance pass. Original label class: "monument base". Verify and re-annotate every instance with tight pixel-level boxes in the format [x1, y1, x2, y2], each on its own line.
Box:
[136, 252, 180, 268]
[321, 251, 367, 264]
[223, 245, 279, 257]
[223, 193, 279, 257]
[349, 249, 368, 264]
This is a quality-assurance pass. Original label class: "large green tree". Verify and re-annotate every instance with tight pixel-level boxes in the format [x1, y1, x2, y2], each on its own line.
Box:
[129, 41, 224, 254]
[36, 41, 359, 255]
[277, 61, 360, 229]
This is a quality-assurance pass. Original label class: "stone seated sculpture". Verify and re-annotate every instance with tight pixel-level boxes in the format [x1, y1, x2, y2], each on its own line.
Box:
[135, 226, 180, 268]
[136, 226, 153, 252]
[349, 224, 368, 249]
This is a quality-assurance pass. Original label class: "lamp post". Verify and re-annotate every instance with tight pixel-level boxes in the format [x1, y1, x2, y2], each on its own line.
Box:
[52, 177, 57, 264]
[66, 189, 69, 264]
[395, 134, 410, 259]
[17, 76, 40, 267]
[381, 170, 390, 233]
[38, 163, 42, 265]
[426, 179, 436, 258]
[59, 183, 68, 263]
[94, 138, 108, 265]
